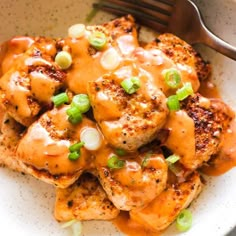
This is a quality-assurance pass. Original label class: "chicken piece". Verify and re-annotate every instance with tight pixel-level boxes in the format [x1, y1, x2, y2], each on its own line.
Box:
[0, 37, 66, 126]
[88, 65, 168, 152]
[54, 173, 119, 221]
[149, 33, 211, 81]
[130, 172, 202, 231]
[65, 15, 139, 94]
[0, 36, 35, 76]
[16, 105, 98, 188]
[97, 148, 168, 211]
[164, 94, 234, 170]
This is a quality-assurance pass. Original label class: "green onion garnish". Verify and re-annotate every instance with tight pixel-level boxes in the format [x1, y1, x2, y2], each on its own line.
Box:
[176, 82, 194, 101]
[55, 51, 72, 70]
[163, 68, 181, 89]
[68, 151, 80, 161]
[115, 148, 126, 156]
[89, 31, 107, 50]
[121, 76, 141, 94]
[66, 106, 82, 124]
[107, 155, 125, 169]
[141, 154, 151, 168]
[52, 92, 69, 107]
[71, 94, 90, 113]
[167, 95, 180, 111]
[69, 142, 85, 153]
[176, 209, 193, 232]
[166, 154, 180, 164]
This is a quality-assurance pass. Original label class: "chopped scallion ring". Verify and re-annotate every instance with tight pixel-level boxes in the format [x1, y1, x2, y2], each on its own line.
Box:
[167, 95, 180, 111]
[176, 82, 194, 101]
[69, 142, 85, 153]
[71, 221, 83, 236]
[166, 154, 180, 164]
[55, 51, 72, 70]
[121, 76, 141, 94]
[141, 154, 151, 168]
[107, 155, 125, 169]
[115, 148, 126, 156]
[80, 127, 102, 151]
[163, 68, 181, 88]
[100, 48, 120, 70]
[68, 24, 86, 38]
[68, 151, 80, 161]
[176, 209, 193, 232]
[89, 31, 107, 50]
[71, 94, 90, 113]
[66, 106, 82, 124]
[52, 92, 69, 107]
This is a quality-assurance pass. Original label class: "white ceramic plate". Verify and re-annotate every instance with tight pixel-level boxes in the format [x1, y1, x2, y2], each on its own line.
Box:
[0, 0, 235, 235]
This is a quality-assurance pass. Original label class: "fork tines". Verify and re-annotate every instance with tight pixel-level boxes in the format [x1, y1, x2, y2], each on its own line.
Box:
[93, 0, 175, 32]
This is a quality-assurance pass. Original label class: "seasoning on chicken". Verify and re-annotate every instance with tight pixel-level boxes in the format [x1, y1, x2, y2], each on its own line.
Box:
[163, 94, 234, 170]
[88, 65, 168, 152]
[16, 105, 97, 188]
[130, 172, 202, 231]
[54, 172, 119, 221]
[97, 149, 168, 211]
[150, 33, 211, 81]
[0, 37, 66, 126]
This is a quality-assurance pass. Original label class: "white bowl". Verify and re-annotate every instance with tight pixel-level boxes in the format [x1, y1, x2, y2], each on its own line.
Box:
[0, 0, 235, 235]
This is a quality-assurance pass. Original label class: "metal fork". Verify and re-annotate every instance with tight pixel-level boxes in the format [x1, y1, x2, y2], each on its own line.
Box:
[94, 0, 236, 60]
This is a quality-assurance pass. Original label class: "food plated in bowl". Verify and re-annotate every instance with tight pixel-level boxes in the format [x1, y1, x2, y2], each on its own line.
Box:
[0, 0, 236, 236]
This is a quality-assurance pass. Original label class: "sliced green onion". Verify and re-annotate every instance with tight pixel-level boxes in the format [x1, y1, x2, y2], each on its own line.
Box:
[163, 68, 181, 89]
[166, 154, 180, 164]
[176, 209, 193, 232]
[107, 155, 125, 169]
[68, 151, 80, 161]
[66, 106, 82, 124]
[61, 219, 77, 228]
[80, 127, 102, 151]
[89, 31, 107, 50]
[141, 153, 151, 168]
[115, 148, 126, 156]
[68, 24, 86, 38]
[100, 48, 120, 70]
[176, 82, 194, 101]
[121, 76, 141, 94]
[69, 142, 85, 153]
[167, 95, 180, 111]
[52, 92, 69, 107]
[71, 221, 83, 236]
[55, 51, 72, 70]
[71, 94, 90, 113]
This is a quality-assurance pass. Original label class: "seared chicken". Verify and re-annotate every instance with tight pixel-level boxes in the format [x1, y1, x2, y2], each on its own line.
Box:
[16, 105, 97, 188]
[0, 37, 66, 126]
[130, 172, 202, 231]
[181, 94, 234, 169]
[65, 15, 139, 94]
[54, 172, 119, 221]
[97, 149, 168, 211]
[88, 66, 168, 152]
[150, 33, 211, 81]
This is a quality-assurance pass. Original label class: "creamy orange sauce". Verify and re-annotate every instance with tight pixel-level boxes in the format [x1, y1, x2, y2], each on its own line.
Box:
[164, 110, 195, 165]
[17, 106, 96, 174]
[0, 22, 235, 236]
[201, 118, 236, 175]
[0, 36, 34, 75]
[113, 211, 160, 236]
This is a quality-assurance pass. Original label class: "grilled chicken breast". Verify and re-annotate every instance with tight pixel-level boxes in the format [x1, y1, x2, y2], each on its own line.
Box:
[181, 94, 234, 169]
[130, 172, 202, 231]
[16, 105, 97, 188]
[97, 149, 168, 211]
[0, 37, 66, 126]
[54, 172, 119, 221]
[88, 66, 168, 152]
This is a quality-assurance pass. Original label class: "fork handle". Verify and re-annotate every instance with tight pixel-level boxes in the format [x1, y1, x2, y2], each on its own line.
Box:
[200, 26, 236, 61]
